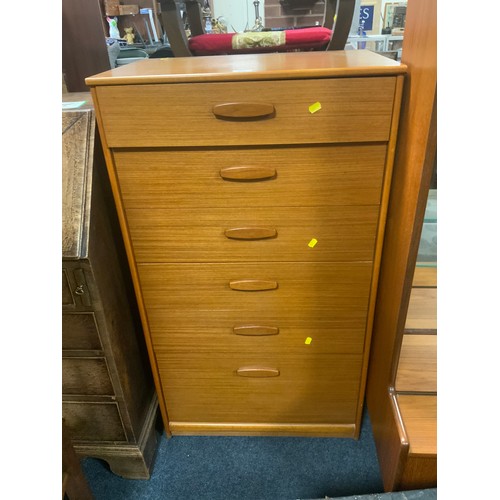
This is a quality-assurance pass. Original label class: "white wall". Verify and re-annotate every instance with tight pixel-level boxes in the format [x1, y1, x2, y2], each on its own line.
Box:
[212, 0, 262, 33]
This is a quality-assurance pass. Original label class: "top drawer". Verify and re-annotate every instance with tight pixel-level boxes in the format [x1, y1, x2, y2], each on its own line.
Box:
[95, 77, 397, 148]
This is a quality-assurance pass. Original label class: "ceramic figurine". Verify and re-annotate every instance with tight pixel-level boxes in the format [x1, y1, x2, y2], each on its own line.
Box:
[124, 27, 135, 44]
[212, 17, 228, 34]
[107, 16, 121, 39]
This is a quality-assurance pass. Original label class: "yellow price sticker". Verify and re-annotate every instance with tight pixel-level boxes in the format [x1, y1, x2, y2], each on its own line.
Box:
[308, 238, 318, 248]
[305, 337, 312, 345]
[309, 101, 322, 114]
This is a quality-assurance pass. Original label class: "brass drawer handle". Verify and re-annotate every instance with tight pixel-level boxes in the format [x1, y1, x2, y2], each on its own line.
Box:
[220, 166, 276, 181]
[225, 227, 277, 240]
[236, 366, 280, 377]
[233, 325, 279, 336]
[229, 280, 278, 291]
[212, 102, 275, 120]
[73, 269, 91, 306]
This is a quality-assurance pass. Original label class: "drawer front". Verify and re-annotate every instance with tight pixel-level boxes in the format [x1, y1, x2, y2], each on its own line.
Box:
[62, 402, 126, 442]
[62, 266, 93, 310]
[156, 351, 362, 424]
[127, 205, 379, 263]
[62, 313, 102, 350]
[114, 144, 387, 209]
[138, 263, 372, 331]
[96, 77, 396, 147]
[153, 326, 365, 355]
[62, 358, 114, 395]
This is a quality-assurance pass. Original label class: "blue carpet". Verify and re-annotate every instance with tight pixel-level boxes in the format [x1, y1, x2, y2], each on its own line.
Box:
[331, 491, 437, 500]
[82, 411, 384, 500]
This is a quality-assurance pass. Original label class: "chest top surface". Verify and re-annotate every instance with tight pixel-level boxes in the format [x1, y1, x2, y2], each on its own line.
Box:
[62, 104, 95, 260]
[85, 50, 406, 86]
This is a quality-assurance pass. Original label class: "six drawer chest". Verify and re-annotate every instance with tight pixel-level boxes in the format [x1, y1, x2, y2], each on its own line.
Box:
[86, 50, 406, 438]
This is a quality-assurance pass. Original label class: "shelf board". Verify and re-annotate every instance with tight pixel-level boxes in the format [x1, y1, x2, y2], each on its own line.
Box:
[395, 333, 436, 393]
[397, 394, 437, 457]
[405, 287, 437, 332]
[412, 266, 437, 287]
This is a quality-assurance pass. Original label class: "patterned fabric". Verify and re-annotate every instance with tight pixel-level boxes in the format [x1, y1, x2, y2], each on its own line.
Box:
[231, 31, 286, 51]
[188, 27, 332, 56]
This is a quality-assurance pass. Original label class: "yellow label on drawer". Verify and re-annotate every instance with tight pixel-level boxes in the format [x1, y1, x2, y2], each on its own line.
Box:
[308, 101, 322, 114]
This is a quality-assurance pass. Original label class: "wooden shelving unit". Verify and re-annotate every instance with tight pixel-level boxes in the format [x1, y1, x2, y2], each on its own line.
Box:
[365, 0, 437, 492]
[394, 267, 437, 480]
[396, 267, 437, 394]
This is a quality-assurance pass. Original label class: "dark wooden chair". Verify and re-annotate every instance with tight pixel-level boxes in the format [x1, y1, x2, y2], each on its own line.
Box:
[159, 0, 356, 57]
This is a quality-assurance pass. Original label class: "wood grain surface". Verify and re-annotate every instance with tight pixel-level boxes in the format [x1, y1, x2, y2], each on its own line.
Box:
[125, 205, 379, 263]
[152, 325, 366, 355]
[156, 350, 362, 424]
[113, 145, 387, 209]
[85, 50, 406, 86]
[138, 262, 373, 332]
[395, 334, 437, 393]
[62, 109, 94, 259]
[96, 77, 396, 147]
[412, 267, 437, 287]
[87, 50, 406, 438]
[405, 288, 437, 331]
[397, 395, 437, 456]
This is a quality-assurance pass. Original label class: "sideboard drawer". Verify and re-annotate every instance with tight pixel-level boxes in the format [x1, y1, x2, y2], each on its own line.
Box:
[156, 351, 362, 424]
[139, 262, 372, 332]
[62, 358, 114, 395]
[127, 205, 379, 263]
[114, 144, 387, 209]
[62, 402, 127, 442]
[62, 267, 93, 310]
[96, 77, 397, 147]
[152, 325, 366, 355]
[62, 313, 102, 351]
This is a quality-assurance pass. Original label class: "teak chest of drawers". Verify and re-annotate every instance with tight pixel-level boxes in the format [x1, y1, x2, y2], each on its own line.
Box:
[86, 51, 406, 438]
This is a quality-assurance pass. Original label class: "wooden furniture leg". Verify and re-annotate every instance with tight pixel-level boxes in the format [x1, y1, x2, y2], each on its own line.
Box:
[62, 421, 93, 500]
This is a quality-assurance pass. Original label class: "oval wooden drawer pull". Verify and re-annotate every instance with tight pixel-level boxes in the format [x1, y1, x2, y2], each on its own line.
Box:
[236, 366, 280, 378]
[220, 166, 276, 181]
[225, 227, 277, 240]
[229, 280, 278, 291]
[212, 102, 275, 119]
[233, 325, 279, 336]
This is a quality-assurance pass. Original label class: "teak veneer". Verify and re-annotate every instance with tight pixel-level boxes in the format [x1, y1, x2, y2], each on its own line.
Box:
[365, 0, 437, 490]
[405, 288, 437, 332]
[412, 267, 437, 288]
[395, 334, 437, 393]
[86, 50, 406, 438]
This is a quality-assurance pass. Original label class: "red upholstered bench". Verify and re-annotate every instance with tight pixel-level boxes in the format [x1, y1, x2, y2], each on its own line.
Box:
[188, 27, 334, 56]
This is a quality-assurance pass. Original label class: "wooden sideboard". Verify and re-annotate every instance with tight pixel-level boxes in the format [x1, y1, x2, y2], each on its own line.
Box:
[85, 51, 406, 438]
[62, 94, 159, 478]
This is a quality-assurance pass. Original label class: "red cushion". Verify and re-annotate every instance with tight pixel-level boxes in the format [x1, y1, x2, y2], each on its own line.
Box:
[188, 27, 332, 56]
